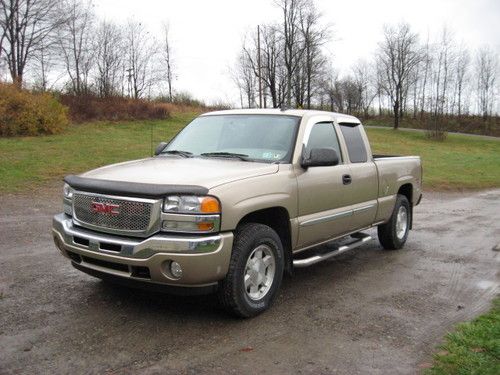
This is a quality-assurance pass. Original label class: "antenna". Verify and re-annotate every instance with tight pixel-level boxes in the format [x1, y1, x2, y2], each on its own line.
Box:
[150, 121, 154, 157]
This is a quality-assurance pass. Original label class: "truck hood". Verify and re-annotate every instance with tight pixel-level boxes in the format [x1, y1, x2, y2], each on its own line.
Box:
[81, 156, 279, 189]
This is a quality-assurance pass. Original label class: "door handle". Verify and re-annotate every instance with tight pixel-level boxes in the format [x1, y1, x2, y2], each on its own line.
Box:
[342, 174, 352, 185]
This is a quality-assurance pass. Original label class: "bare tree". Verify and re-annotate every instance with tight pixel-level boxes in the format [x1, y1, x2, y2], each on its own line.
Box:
[233, 49, 256, 108]
[421, 28, 456, 139]
[275, 0, 306, 106]
[431, 28, 455, 117]
[453, 44, 470, 117]
[376, 23, 422, 129]
[418, 35, 431, 116]
[0, 3, 7, 61]
[241, 24, 286, 108]
[352, 59, 377, 116]
[31, 37, 55, 90]
[296, 2, 329, 108]
[236, 0, 329, 109]
[125, 20, 158, 99]
[94, 20, 123, 97]
[161, 22, 174, 101]
[0, 0, 63, 87]
[475, 46, 497, 120]
[58, 0, 94, 95]
[258, 24, 287, 108]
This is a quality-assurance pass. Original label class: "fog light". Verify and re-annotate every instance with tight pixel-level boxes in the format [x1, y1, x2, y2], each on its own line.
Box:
[162, 220, 199, 231]
[170, 261, 183, 278]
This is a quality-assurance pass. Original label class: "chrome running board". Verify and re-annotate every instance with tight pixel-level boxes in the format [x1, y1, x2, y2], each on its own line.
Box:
[292, 232, 373, 268]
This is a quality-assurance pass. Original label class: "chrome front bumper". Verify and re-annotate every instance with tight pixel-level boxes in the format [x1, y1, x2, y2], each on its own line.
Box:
[52, 214, 234, 287]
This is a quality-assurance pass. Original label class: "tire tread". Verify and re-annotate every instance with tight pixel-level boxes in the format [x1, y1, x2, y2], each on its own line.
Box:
[377, 194, 410, 250]
[217, 223, 283, 318]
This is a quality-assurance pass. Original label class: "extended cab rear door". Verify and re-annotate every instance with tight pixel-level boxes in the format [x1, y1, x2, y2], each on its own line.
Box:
[337, 122, 378, 229]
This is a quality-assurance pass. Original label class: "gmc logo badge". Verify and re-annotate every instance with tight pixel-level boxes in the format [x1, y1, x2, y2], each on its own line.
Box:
[91, 202, 120, 215]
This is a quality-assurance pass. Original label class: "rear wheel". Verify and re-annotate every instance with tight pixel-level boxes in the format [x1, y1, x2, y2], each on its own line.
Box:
[218, 223, 284, 318]
[378, 194, 410, 250]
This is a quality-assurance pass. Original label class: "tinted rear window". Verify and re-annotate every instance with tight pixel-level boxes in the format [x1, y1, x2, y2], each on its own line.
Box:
[339, 124, 368, 163]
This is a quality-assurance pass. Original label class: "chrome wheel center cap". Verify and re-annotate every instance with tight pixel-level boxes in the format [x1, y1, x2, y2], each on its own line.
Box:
[244, 245, 276, 301]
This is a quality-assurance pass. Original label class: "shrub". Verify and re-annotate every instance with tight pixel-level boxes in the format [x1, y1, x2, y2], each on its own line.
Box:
[0, 83, 69, 137]
[60, 94, 171, 123]
[361, 113, 500, 137]
[170, 91, 206, 107]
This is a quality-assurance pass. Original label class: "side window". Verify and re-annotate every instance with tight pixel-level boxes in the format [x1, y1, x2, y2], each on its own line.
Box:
[339, 124, 367, 163]
[305, 122, 342, 162]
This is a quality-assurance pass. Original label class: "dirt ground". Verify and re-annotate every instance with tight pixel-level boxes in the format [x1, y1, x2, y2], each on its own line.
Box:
[0, 187, 499, 375]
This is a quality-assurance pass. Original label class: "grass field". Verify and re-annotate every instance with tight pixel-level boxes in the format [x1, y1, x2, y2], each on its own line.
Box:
[366, 128, 500, 190]
[426, 298, 500, 375]
[0, 113, 499, 193]
[0, 112, 197, 193]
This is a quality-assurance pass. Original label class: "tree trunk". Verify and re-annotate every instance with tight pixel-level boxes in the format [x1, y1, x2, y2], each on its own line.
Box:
[393, 100, 400, 129]
[12, 74, 23, 88]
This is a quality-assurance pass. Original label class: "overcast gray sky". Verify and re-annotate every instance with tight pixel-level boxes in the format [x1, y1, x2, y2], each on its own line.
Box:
[93, 0, 500, 104]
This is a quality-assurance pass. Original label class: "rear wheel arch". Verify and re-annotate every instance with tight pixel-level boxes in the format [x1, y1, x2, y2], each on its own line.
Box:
[397, 183, 413, 229]
[397, 183, 413, 204]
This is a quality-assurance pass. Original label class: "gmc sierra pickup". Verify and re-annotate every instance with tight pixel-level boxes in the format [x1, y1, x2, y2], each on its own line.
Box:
[52, 109, 422, 317]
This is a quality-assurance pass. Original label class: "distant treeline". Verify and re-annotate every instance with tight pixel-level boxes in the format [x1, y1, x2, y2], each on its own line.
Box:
[0, 0, 177, 101]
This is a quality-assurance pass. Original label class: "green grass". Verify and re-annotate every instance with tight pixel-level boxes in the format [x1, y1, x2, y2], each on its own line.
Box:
[426, 298, 500, 375]
[366, 128, 500, 190]
[0, 114, 499, 193]
[0, 112, 197, 193]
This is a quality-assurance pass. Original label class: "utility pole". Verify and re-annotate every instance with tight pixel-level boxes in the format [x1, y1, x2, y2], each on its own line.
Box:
[257, 25, 263, 109]
[126, 68, 133, 98]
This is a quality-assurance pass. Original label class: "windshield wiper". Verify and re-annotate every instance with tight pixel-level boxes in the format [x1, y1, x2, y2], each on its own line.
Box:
[162, 150, 193, 158]
[201, 152, 250, 161]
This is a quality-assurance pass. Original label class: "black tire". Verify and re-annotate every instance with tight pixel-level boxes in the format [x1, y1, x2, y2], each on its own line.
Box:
[377, 194, 410, 250]
[217, 223, 284, 318]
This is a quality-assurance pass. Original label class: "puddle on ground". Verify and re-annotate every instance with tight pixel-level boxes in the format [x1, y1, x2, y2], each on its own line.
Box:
[476, 280, 498, 290]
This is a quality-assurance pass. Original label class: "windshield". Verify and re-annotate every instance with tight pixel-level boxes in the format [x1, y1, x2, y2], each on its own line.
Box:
[164, 114, 300, 163]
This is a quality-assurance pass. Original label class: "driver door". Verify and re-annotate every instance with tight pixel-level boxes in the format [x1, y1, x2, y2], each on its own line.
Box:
[296, 121, 354, 248]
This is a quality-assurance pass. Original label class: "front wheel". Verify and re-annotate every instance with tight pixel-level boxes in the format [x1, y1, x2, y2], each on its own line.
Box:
[218, 223, 284, 318]
[377, 194, 411, 250]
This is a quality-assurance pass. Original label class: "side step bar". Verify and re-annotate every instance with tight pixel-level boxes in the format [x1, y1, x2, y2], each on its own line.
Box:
[293, 233, 373, 268]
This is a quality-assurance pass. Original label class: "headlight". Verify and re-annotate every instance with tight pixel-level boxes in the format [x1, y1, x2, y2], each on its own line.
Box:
[162, 195, 221, 233]
[163, 195, 220, 214]
[63, 183, 74, 199]
[63, 183, 74, 216]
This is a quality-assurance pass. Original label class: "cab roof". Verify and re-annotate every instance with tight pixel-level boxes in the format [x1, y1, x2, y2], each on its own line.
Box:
[201, 108, 361, 124]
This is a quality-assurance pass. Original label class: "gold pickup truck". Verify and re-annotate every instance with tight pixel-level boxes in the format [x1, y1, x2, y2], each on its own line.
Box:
[52, 109, 422, 317]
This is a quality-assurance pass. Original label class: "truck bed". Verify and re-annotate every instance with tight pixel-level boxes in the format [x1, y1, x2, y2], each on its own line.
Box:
[373, 155, 422, 202]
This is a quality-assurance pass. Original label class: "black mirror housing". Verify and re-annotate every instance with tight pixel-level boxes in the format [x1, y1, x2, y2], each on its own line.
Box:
[154, 142, 168, 156]
[301, 148, 339, 168]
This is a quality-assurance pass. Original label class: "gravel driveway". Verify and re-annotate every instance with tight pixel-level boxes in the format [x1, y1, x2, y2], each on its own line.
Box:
[1, 188, 499, 374]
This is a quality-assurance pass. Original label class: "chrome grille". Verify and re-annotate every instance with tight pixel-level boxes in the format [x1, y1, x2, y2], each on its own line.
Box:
[73, 192, 159, 236]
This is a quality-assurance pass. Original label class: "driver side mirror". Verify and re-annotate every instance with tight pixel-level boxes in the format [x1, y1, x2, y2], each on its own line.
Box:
[301, 148, 339, 168]
[154, 142, 168, 156]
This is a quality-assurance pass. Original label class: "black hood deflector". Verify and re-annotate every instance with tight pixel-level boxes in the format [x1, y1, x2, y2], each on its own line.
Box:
[64, 175, 209, 198]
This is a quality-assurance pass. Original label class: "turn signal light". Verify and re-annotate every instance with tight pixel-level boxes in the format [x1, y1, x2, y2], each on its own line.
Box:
[200, 197, 220, 213]
[197, 222, 215, 231]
